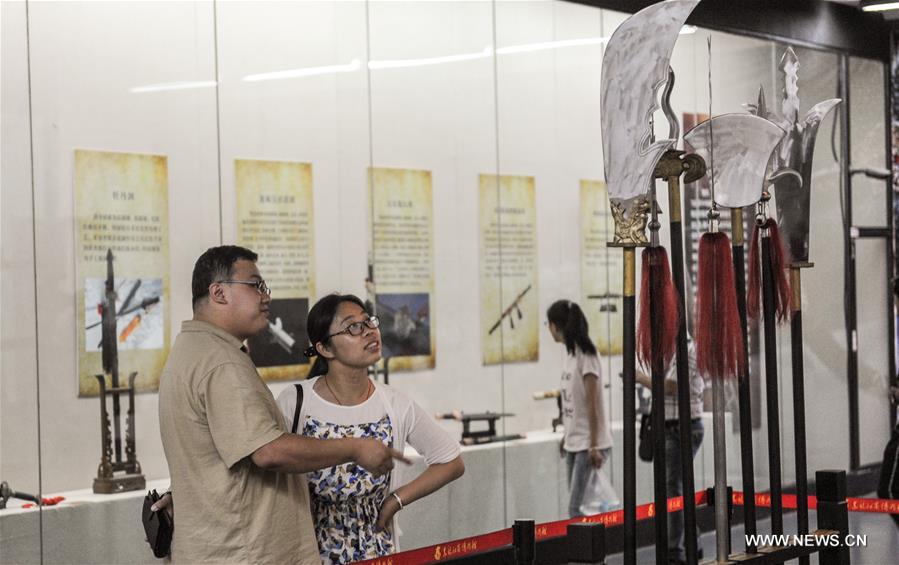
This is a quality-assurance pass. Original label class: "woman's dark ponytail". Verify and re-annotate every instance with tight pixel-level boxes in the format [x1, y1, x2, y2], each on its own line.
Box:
[547, 299, 597, 356]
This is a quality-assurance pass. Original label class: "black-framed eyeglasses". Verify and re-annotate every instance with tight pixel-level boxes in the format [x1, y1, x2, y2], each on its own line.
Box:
[326, 316, 380, 339]
[219, 279, 271, 296]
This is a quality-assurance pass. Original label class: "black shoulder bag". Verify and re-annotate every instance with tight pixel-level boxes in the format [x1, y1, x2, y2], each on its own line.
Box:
[291, 383, 304, 434]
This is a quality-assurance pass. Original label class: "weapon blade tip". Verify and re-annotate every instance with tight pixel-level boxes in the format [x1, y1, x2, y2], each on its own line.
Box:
[782, 46, 798, 61]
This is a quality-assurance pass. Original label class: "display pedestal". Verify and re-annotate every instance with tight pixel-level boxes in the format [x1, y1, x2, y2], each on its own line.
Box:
[92, 473, 146, 495]
[93, 372, 145, 494]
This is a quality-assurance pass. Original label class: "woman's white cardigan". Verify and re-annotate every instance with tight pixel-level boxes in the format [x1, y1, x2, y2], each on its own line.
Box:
[276, 377, 461, 550]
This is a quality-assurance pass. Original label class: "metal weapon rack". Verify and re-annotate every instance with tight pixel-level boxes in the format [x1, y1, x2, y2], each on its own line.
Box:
[93, 249, 145, 494]
[436, 411, 524, 446]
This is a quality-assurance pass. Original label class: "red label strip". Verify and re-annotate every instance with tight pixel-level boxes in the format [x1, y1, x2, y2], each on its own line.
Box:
[732, 491, 899, 514]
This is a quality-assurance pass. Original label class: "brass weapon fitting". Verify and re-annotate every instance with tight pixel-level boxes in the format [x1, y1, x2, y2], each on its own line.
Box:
[790, 266, 802, 313]
[731, 208, 744, 246]
[610, 199, 650, 245]
[624, 248, 636, 297]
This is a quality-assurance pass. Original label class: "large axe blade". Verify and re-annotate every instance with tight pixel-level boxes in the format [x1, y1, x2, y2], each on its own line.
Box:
[683, 113, 786, 210]
[601, 0, 700, 220]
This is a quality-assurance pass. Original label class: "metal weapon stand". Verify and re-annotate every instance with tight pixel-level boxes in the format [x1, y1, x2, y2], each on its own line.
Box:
[94, 370, 144, 493]
[93, 249, 144, 494]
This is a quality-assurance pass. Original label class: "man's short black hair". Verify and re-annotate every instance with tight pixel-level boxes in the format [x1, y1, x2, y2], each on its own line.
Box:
[192, 245, 258, 308]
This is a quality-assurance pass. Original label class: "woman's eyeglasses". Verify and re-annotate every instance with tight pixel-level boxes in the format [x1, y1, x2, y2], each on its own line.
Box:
[327, 316, 381, 339]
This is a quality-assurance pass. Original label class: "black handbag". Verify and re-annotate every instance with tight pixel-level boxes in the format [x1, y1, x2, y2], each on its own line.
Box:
[142, 489, 173, 558]
[638, 413, 654, 462]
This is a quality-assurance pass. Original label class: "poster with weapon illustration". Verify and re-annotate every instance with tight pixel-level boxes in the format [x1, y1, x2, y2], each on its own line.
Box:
[74, 149, 170, 396]
[235, 159, 315, 380]
[479, 174, 538, 364]
[247, 298, 309, 369]
[84, 277, 163, 351]
[375, 292, 431, 358]
[370, 167, 436, 371]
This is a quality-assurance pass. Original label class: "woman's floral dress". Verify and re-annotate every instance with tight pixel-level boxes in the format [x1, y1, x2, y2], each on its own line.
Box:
[303, 415, 395, 564]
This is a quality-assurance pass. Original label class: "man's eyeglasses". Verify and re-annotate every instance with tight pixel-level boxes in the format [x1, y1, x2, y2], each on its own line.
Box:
[327, 316, 380, 339]
[219, 279, 271, 296]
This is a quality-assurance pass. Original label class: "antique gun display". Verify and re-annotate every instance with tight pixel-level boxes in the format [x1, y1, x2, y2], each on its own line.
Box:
[487, 284, 531, 335]
[0, 481, 41, 509]
[435, 410, 523, 445]
[586, 292, 621, 313]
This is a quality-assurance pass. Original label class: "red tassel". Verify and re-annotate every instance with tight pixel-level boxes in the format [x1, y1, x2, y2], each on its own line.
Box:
[747, 219, 791, 323]
[695, 232, 745, 380]
[637, 246, 680, 374]
[767, 220, 792, 322]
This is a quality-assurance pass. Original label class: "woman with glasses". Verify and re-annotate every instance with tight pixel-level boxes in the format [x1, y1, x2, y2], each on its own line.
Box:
[276, 293, 464, 564]
[546, 299, 614, 518]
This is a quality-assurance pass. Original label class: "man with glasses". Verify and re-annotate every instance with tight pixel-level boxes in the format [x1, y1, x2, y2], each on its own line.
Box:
[158, 245, 407, 564]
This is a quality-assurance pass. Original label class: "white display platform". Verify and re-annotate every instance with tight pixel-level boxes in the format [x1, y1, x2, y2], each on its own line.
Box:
[395, 412, 732, 550]
[0, 413, 731, 563]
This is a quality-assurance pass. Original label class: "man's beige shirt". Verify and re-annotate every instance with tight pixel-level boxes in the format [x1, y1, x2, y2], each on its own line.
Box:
[159, 320, 319, 564]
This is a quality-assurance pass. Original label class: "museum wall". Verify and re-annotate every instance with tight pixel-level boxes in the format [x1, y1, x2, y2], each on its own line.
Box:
[0, 0, 893, 551]
[2, 1, 223, 495]
[1, 0, 41, 517]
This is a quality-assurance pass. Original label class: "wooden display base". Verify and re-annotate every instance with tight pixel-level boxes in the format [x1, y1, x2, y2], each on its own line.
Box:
[93, 473, 145, 494]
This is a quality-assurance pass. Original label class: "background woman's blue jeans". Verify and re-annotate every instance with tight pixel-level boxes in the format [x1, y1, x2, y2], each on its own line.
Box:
[666, 419, 705, 563]
[566, 447, 612, 518]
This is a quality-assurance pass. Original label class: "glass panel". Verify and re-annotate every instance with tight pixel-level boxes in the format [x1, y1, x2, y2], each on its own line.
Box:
[850, 56, 889, 228]
[22, 1, 218, 561]
[365, 0, 501, 548]
[856, 238, 892, 466]
[215, 0, 370, 395]
[494, 0, 574, 523]
[0, 2, 42, 561]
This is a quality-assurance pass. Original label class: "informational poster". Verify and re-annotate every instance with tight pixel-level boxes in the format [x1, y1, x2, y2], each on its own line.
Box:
[236, 159, 315, 381]
[479, 174, 539, 365]
[580, 180, 622, 356]
[370, 167, 436, 371]
[75, 149, 171, 396]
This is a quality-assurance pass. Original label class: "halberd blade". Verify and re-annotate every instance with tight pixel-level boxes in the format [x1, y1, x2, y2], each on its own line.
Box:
[769, 97, 840, 263]
[601, 0, 700, 217]
[683, 114, 786, 209]
[750, 47, 842, 263]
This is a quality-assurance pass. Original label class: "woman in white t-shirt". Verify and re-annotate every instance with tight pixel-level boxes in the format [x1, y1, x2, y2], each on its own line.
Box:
[546, 299, 613, 517]
[276, 294, 464, 565]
